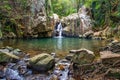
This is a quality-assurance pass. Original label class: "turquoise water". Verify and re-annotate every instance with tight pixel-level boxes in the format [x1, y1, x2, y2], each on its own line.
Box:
[0, 38, 106, 57]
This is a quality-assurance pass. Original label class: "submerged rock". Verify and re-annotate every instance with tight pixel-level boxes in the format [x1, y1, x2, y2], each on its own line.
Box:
[72, 48, 95, 65]
[0, 46, 26, 59]
[30, 53, 55, 71]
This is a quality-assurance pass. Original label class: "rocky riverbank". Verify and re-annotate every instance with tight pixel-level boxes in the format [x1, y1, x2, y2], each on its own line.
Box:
[0, 42, 120, 80]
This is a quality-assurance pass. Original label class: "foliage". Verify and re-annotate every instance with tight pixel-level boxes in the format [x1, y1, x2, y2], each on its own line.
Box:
[0, 0, 30, 37]
[48, 0, 77, 17]
[0, 0, 120, 38]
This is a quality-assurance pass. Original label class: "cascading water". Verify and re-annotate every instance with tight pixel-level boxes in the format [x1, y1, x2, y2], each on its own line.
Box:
[54, 22, 63, 38]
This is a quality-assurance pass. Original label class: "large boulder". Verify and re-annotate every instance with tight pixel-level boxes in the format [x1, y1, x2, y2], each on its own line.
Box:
[72, 48, 95, 65]
[30, 53, 55, 71]
[100, 41, 120, 53]
[100, 51, 120, 66]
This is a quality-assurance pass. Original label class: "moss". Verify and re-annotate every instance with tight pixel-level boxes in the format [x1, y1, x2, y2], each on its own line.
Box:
[107, 72, 120, 79]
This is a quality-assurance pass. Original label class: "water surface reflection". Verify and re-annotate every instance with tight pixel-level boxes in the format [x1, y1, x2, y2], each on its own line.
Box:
[0, 38, 106, 57]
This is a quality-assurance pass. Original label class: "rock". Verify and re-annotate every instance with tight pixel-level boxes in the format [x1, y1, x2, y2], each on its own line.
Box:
[6, 46, 14, 51]
[54, 59, 71, 80]
[83, 30, 94, 39]
[105, 68, 120, 79]
[65, 54, 74, 61]
[3, 32, 16, 39]
[72, 48, 95, 65]
[0, 52, 19, 62]
[11, 49, 23, 56]
[0, 48, 9, 53]
[100, 51, 120, 66]
[93, 31, 102, 37]
[52, 13, 59, 23]
[69, 50, 80, 53]
[30, 53, 55, 71]
[100, 41, 120, 53]
[61, 6, 92, 37]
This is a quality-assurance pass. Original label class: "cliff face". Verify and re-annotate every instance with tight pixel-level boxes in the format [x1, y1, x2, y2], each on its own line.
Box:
[62, 6, 92, 37]
[0, 0, 53, 39]
[25, 0, 53, 38]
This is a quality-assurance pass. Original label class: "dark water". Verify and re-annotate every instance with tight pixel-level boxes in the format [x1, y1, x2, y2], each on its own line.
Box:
[0, 38, 106, 57]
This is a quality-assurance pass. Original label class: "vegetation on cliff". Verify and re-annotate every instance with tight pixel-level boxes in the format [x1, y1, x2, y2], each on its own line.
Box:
[0, 0, 120, 38]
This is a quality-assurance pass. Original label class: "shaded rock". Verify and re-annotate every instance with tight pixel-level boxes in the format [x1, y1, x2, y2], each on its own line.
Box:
[30, 53, 55, 71]
[93, 31, 102, 37]
[100, 41, 120, 53]
[72, 48, 95, 65]
[0, 52, 19, 62]
[83, 30, 94, 39]
[92, 37, 106, 40]
[3, 32, 16, 39]
[65, 54, 74, 61]
[100, 51, 120, 66]
[105, 68, 120, 79]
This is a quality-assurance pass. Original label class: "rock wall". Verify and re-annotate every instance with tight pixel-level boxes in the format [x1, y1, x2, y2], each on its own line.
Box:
[62, 6, 92, 37]
[0, 0, 54, 39]
[25, 0, 53, 38]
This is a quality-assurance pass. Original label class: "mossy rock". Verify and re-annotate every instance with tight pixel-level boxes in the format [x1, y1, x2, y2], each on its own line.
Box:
[72, 48, 95, 65]
[0, 52, 19, 62]
[30, 53, 55, 71]
[106, 68, 120, 79]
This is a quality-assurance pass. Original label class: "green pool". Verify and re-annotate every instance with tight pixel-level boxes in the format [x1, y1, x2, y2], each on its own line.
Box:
[0, 38, 106, 57]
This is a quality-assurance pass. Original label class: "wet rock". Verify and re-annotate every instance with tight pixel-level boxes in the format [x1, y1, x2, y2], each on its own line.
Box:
[11, 49, 24, 56]
[54, 59, 71, 80]
[0, 46, 25, 57]
[30, 53, 55, 71]
[0, 67, 23, 80]
[0, 52, 19, 62]
[72, 48, 95, 65]
[0, 48, 9, 53]
[65, 54, 74, 61]
[50, 74, 59, 80]
[54, 58, 60, 63]
[6, 46, 14, 51]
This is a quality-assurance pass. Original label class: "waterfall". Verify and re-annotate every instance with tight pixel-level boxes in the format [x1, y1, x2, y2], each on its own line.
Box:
[54, 22, 63, 38]
[57, 22, 62, 37]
